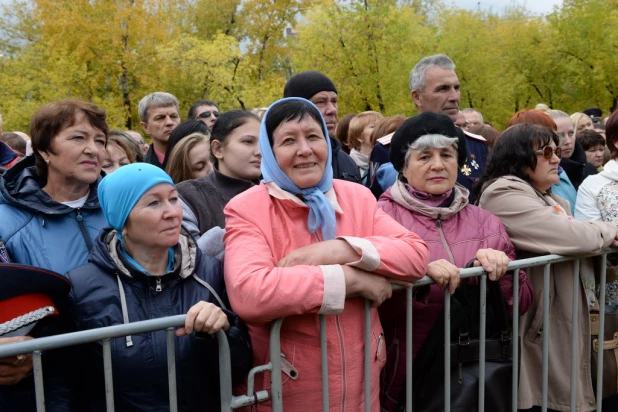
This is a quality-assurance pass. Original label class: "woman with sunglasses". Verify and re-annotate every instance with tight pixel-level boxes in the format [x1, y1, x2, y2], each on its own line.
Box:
[476, 124, 618, 412]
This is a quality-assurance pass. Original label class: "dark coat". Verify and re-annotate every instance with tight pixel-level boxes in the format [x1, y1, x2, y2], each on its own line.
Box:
[560, 141, 598, 190]
[144, 144, 164, 169]
[330, 136, 361, 183]
[52, 229, 252, 411]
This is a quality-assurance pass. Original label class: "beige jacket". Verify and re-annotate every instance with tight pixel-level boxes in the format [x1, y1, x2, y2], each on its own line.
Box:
[478, 176, 617, 411]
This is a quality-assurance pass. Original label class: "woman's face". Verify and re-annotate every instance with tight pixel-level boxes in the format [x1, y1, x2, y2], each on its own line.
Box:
[585, 144, 605, 168]
[44, 114, 106, 185]
[124, 183, 182, 251]
[403, 145, 458, 195]
[577, 116, 594, 134]
[360, 122, 377, 146]
[527, 141, 561, 192]
[102, 142, 130, 174]
[555, 117, 575, 159]
[188, 141, 212, 179]
[272, 116, 328, 189]
[213, 118, 261, 180]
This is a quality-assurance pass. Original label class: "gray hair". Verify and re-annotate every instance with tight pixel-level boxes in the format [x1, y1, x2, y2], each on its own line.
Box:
[545, 109, 570, 121]
[403, 134, 459, 170]
[138, 92, 179, 123]
[462, 108, 483, 123]
[409, 54, 456, 93]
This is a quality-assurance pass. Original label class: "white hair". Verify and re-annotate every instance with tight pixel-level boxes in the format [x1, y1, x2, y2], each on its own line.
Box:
[462, 108, 483, 123]
[403, 134, 458, 169]
[409, 54, 455, 93]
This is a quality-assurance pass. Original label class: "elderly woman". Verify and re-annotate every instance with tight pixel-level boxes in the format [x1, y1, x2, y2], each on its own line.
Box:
[58, 163, 251, 411]
[376, 112, 533, 411]
[0, 99, 108, 275]
[476, 124, 618, 411]
[223, 98, 430, 411]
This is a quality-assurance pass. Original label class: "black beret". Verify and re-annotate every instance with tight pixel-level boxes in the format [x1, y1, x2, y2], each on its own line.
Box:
[583, 108, 603, 120]
[389, 112, 467, 172]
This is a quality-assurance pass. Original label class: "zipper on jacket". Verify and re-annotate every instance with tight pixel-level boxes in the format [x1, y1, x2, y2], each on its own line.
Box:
[75, 208, 94, 252]
[435, 215, 456, 264]
[155, 277, 162, 292]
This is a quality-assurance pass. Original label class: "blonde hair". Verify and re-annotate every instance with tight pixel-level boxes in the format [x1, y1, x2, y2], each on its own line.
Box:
[570, 112, 592, 135]
[165, 132, 211, 184]
[347, 111, 384, 151]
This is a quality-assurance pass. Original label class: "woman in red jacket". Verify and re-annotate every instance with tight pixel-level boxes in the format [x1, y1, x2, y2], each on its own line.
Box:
[377, 112, 534, 411]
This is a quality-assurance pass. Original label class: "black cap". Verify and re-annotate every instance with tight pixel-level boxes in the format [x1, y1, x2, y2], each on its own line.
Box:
[583, 108, 603, 121]
[283, 71, 337, 100]
[389, 112, 467, 173]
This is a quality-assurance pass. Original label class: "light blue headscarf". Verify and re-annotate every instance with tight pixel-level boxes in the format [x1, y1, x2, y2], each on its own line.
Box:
[98, 163, 176, 275]
[259, 97, 337, 240]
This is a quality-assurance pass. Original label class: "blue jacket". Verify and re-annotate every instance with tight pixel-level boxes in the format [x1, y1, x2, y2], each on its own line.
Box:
[52, 228, 252, 411]
[552, 169, 577, 215]
[0, 156, 107, 274]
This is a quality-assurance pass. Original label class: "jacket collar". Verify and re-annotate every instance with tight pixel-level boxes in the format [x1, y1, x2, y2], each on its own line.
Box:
[390, 179, 469, 220]
[0, 155, 103, 214]
[210, 168, 257, 198]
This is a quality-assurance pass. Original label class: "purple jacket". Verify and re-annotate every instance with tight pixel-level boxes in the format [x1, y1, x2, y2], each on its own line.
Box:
[377, 180, 534, 411]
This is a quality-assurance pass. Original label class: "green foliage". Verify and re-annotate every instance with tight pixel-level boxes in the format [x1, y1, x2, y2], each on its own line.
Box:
[0, 0, 616, 133]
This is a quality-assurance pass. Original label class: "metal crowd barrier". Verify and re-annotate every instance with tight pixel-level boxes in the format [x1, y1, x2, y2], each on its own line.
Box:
[0, 249, 615, 411]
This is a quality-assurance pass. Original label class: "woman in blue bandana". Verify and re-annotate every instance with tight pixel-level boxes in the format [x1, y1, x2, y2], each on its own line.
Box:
[223, 98, 430, 411]
[56, 163, 251, 411]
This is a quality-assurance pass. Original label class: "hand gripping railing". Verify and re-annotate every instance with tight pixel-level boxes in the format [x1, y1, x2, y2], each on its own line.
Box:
[265, 249, 616, 412]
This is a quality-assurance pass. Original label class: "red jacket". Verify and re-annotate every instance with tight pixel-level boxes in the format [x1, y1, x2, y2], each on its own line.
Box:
[377, 181, 534, 411]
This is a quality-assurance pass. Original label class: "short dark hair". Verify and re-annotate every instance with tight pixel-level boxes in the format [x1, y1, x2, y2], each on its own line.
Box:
[30, 99, 108, 183]
[210, 110, 260, 166]
[0, 132, 26, 155]
[162, 120, 210, 170]
[605, 109, 618, 159]
[577, 129, 605, 151]
[187, 100, 219, 120]
[264, 100, 325, 146]
[474, 124, 558, 198]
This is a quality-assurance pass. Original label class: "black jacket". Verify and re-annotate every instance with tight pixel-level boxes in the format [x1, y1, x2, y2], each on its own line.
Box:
[330, 137, 361, 184]
[144, 144, 164, 169]
[560, 141, 597, 190]
[52, 229, 252, 411]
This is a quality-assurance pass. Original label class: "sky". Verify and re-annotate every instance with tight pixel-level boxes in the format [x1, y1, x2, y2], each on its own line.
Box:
[454, 0, 563, 15]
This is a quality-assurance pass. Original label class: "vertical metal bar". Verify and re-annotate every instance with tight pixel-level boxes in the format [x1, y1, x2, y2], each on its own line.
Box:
[479, 275, 487, 412]
[166, 328, 178, 412]
[320, 315, 329, 412]
[570, 259, 580, 412]
[406, 286, 413, 412]
[364, 299, 371, 412]
[542, 264, 551, 412]
[512, 269, 519, 412]
[102, 339, 115, 412]
[444, 289, 451, 412]
[33, 350, 45, 412]
[270, 318, 284, 412]
[596, 254, 607, 412]
[216, 330, 233, 412]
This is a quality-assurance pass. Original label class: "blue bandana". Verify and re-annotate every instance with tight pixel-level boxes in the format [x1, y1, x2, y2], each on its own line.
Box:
[259, 97, 337, 240]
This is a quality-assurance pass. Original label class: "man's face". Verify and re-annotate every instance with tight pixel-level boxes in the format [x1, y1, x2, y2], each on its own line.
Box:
[463, 111, 483, 132]
[140, 105, 180, 145]
[454, 112, 467, 128]
[309, 91, 338, 136]
[412, 66, 460, 122]
[195, 105, 220, 129]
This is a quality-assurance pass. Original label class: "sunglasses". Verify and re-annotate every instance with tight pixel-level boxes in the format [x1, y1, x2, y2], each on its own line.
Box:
[535, 145, 561, 160]
[197, 110, 221, 119]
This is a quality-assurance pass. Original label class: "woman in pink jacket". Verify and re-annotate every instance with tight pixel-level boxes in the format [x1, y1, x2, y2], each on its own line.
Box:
[223, 98, 430, 411]
[376, 112, 534, 411]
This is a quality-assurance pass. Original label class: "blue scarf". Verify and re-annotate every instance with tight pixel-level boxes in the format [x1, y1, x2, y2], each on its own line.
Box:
[121, 240, 175, 277]
[259, 97, 337, 240]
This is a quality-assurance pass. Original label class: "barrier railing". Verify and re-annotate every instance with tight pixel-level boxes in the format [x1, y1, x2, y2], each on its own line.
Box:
[0, 249, 615, 411]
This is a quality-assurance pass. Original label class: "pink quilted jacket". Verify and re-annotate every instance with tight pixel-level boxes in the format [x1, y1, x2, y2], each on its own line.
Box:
[377, 180, 534, 411]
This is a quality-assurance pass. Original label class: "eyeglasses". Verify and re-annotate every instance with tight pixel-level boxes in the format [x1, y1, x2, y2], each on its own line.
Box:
[197, 111, 221, 119]
[535, 145, 561, 160]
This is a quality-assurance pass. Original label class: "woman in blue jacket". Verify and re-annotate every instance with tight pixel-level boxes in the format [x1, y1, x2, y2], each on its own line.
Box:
[56, 163, 251, 411]
[0, 100, 108, 275]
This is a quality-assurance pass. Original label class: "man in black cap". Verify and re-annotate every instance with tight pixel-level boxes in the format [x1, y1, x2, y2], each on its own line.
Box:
[583, 108, 603, 125]
[283, 71, 361, 184]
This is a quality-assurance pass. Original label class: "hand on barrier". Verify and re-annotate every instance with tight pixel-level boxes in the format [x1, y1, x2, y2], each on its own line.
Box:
[611, 232, 618, 248]
[176, 301, 230, 336]
[276, 239, 357, 267]
[343, 266, 409, 307]
[426, 259, 461, 295]
[0, 336, 33, 386]
[472, 248, 510, 281]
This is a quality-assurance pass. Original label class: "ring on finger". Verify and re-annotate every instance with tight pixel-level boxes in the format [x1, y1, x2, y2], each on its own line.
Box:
[13, 355, 26, 366]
